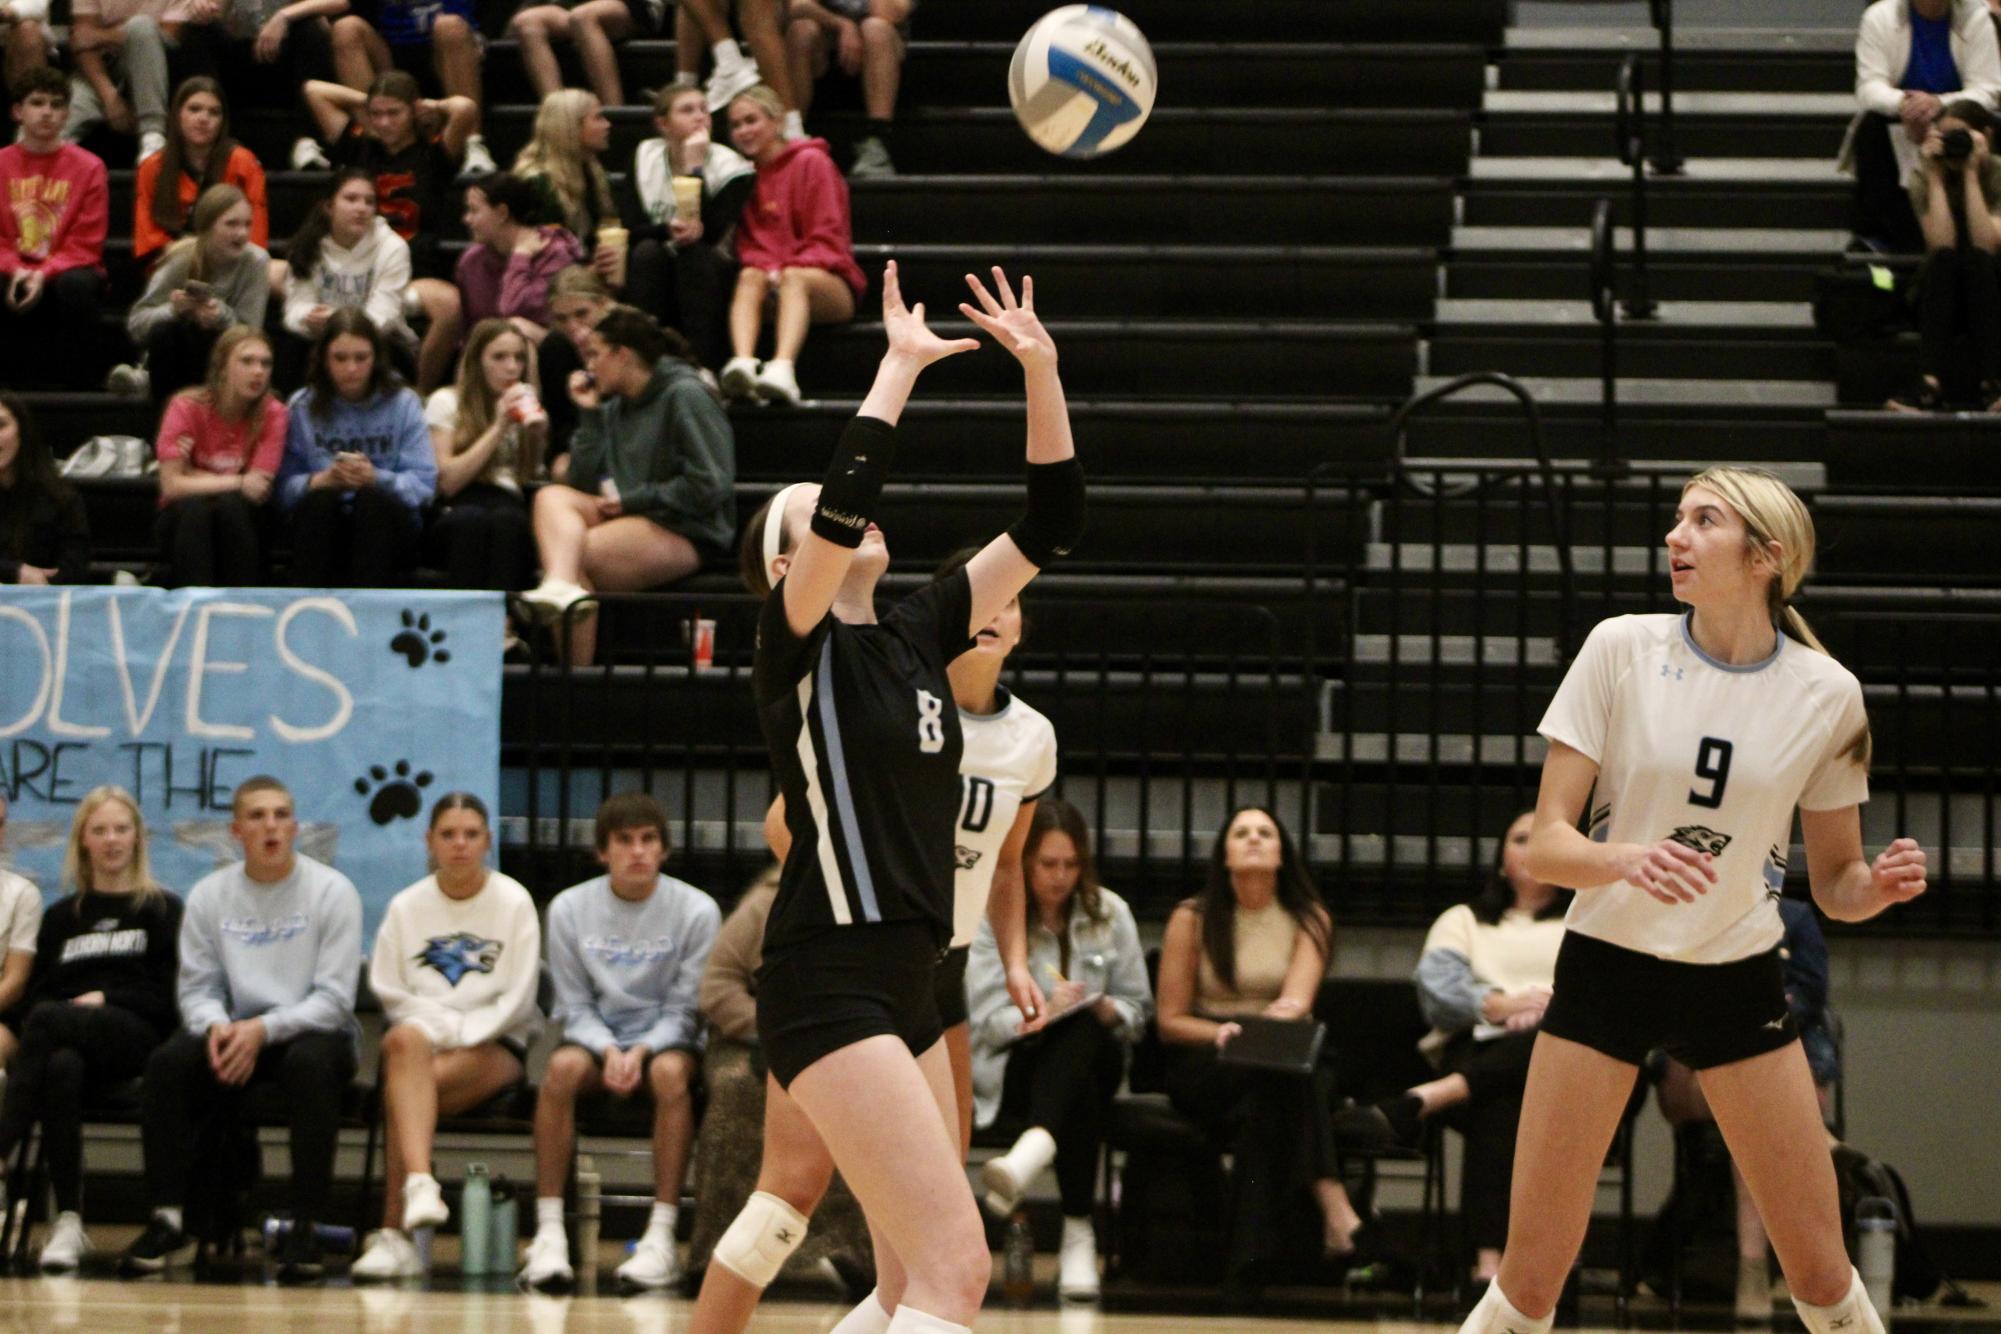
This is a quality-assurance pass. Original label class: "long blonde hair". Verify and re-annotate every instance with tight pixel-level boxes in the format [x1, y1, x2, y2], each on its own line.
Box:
[161, 183, 248, 284]
[512, 90, 615, 235]
[451, 318, 544, 482]
[61, 785, 163, 908]
[1683, 466, 1871, 766]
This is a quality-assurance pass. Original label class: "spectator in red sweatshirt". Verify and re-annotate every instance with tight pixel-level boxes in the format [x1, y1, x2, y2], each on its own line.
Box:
[0, 70, 108, 391]
[717, 83, 863, 407]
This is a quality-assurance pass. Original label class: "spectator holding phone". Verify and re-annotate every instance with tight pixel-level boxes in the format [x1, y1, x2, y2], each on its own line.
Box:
[0, 71, 108, 391]
[125, 184, 269, 410]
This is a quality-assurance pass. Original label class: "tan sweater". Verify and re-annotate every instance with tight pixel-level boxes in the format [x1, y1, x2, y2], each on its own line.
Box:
[1194, 900, 1299, 1019]
[697, 881, 774, 1044]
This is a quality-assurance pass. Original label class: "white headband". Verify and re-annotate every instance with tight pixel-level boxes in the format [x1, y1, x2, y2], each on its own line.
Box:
[762, 483, 809, 588]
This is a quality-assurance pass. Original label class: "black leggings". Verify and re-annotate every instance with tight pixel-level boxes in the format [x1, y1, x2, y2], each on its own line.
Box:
[141, 1030, 356, 1225]
[0, 269, 106, 391]
[288, 485, 420, 586]
[994, 1016, 1124, 1216]
[0, 1002, 162, 1213]
[1852, 112, 1925, 253]
[1163, 1043, 1340, 1283]
[1441, 1029, 1537, 1251]
[1915, 246, 2001, 386]
[156, 492, 267, 586]
[626, 239, 735, 367]
[427, 483, 533, 590]
[147, 319, 224, 413]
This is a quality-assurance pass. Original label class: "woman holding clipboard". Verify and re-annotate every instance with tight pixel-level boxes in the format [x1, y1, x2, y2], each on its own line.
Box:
[1154, 806, 1351, 1306]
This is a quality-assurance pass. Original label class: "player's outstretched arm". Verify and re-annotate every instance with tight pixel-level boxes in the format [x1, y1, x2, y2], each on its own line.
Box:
[1799, 806, 1927, 922]
[957, 266, 1084, 636]
[781, 261, 977, 637]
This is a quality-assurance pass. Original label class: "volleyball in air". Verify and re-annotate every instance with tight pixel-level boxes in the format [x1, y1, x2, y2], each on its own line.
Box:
[1009, 6, 1157, 159]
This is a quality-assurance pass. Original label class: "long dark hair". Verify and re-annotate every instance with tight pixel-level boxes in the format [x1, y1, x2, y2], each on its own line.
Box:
[289, 166, 375, 280]
[0, 392, 67, 561]
[306, 307, 400, 421]
[152, 77, 240, 239]
[1469, 812, 1572, 926]
[1187, 806, 1329, 991]
[1022, 798, 1103, 977]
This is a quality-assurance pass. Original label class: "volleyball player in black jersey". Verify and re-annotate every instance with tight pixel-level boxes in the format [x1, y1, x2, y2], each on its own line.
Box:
[700, 262, 1080, 1334]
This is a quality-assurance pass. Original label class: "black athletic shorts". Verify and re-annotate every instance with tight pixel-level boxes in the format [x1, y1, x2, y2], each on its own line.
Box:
[933, 944, 970, 1029]
[1539, 929, 1797, 1070]
[757, 919, 946, 1090]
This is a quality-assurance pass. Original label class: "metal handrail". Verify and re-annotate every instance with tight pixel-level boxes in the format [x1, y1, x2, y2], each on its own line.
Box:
[1590, 198, 1627, 481]
[1614, 55, 1658, 320]
[1648, 0, 1685, 174]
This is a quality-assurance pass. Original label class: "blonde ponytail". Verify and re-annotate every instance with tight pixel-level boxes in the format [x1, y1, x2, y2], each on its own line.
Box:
[1686, 466, 1871, 768]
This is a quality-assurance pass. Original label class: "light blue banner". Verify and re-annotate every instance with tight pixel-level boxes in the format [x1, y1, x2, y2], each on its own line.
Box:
[0, 587, 504, 943]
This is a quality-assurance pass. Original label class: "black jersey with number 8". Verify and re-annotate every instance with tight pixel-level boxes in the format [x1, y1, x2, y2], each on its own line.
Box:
[754, 566, 975, 958]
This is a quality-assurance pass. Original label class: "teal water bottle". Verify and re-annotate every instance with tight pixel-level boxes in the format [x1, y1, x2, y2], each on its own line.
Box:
[460, 1164, 493, 1276]
[489, 1176, 519, 1276]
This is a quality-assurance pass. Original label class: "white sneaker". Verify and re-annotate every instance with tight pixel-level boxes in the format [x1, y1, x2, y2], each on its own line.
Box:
[351, 1228, 422, 1281]
[1057, 1216, 1100, 1302]
[753, 357, 800, 406]
[38, 1212, 90, 1273]
[460, 134, 498, 180]
[105, 363, 150, 398]
[616, 1232, 682, 1290]
[705, 52, 763, 112]
[980, 1126, 1057, 1218]
[519, 577, 590, 623]
[719, 355, 760, 401]
[290, 135, 331, 171]
[402, 1173, 449, 1230]
[137, 130, 165, 163]
[517, 1227, 574, 1290]
[849, 135, 895, 179]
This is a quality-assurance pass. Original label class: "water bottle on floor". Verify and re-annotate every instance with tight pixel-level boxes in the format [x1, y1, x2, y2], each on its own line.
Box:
[1003, 1210, 1035, 1307]
[1857, 1195, 1897, 1321]
[461, 1164, 493, 1276]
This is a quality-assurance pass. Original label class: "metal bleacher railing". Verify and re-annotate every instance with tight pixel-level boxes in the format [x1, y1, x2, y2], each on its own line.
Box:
[499, 492, 2001, 939]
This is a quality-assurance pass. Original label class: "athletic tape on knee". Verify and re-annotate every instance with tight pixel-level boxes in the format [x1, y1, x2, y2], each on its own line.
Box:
[711, 1191, 810, 1289]
[1794, 1267, 1884, 1334]
[1461, 1279, 1555, 1334]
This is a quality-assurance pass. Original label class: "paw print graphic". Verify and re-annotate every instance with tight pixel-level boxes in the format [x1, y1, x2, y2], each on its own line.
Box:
[355, 760, 434, 825]
[391, 610, 451, 667]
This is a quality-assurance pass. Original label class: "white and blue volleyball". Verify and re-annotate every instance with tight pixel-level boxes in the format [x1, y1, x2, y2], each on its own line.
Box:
[1009, 6, 1157, 159]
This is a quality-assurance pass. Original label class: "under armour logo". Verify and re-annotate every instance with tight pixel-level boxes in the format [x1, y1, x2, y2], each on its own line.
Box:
[1660, 664, 1684, 681]
[1830, 1316, 1857, 1330]
[776, 1228, 794, 1243]
[1761, 1017, 1787, 1031]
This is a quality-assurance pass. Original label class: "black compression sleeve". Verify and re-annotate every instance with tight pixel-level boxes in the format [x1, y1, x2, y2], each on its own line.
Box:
[810, 415, 898, 548]
[1007, 457, 1086, 566]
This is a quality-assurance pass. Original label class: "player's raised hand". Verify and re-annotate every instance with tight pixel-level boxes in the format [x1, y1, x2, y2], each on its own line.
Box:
[960, 267, 1057, 371]
[881, 260, 979, 368]
[1621, 838, 1718, 906]
[1869, 837, 1928, 909]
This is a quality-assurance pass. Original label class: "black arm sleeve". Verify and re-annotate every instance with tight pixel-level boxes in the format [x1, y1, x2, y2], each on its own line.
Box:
[1006, 457, 1085, 566]
[702, 175, 755, 239]
[810, 415, 897, 548]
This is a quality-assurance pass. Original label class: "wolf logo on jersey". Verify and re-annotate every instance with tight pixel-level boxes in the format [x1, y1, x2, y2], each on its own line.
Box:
[1762, 846, 1788, 901]
[416, 932, 501, 986]
[1670, 825, 1734, 857]
[954, 845, 983, 872]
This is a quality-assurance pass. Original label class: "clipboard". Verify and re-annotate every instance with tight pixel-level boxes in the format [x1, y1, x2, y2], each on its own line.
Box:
[1217, 1016, 1325, 1074]
[999, 992, 1104, 1048]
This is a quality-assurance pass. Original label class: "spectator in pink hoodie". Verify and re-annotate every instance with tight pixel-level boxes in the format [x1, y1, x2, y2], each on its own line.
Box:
[455, 172, 585, 344]
[717, 83, 863, 406]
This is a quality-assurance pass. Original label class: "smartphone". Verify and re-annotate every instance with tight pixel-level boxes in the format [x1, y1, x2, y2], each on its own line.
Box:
[182, 280, 214, 302]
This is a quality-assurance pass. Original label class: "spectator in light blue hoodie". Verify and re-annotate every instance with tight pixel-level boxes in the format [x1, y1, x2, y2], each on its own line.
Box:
[519, 791, 720, 1293]
[277, 307, 437, 587]
[124, 775, 362, 1282]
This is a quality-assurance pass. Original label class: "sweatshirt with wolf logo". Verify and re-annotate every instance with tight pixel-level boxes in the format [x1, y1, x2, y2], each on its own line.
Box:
[370, 871, 541, 1050]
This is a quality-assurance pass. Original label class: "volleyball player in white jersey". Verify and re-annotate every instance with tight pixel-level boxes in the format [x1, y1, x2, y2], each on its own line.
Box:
[688, 263, 1079, 1334]
[689, 549, 1059, 1334]
[1459, 467, 1927, 1334]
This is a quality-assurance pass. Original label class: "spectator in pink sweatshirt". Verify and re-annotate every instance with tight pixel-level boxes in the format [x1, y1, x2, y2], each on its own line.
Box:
[0, 71, 108, 391]
[455, 172, 585, 345]
[717, 83, 863, 406]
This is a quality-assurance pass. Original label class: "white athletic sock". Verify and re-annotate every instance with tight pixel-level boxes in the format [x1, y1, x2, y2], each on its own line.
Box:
[1794, 1267, 1885, 1334]
[884, 1307, 969, 1334]
[712, 39, 743, 70]
[644, 1201, 679, 1244]
[829, 1289, 893, 1334]
[536, 1196, 564, 1235]
[1459, 1278, 1555, 1334]
[156, 1206, 183, 1232]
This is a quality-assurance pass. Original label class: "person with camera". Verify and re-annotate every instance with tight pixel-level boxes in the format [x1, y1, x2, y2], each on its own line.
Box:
[1886, 98, 2001, 410]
